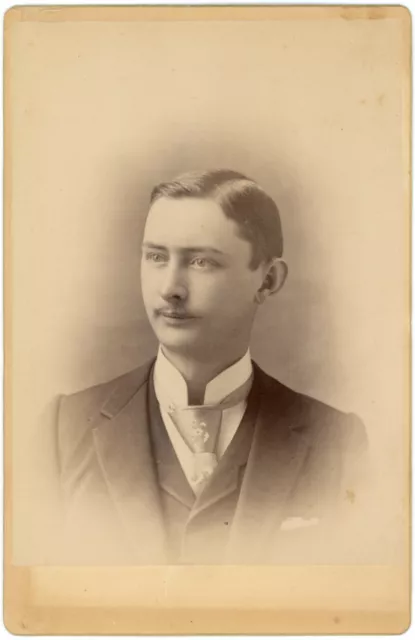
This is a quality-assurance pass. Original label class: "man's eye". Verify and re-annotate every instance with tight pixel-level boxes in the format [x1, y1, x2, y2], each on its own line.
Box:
[146, 252, 167, 263]
[191, 257, 213, 269]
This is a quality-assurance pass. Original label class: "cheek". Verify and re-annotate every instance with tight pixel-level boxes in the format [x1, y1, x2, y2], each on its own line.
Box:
[223, 288, 256, 314]
[140, 266, 158, 296]
[191, 272, 256, 309]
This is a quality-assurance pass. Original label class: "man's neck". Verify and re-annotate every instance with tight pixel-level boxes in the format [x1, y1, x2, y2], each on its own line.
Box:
[160, 346, 250, 405]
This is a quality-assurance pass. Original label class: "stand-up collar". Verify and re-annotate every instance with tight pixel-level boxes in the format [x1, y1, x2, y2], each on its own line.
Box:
[154, 346, 253, 407]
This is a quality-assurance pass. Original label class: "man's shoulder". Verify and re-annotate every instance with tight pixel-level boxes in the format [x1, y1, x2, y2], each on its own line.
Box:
[256, 362, 350, 418]
[62, 358, 152, 406]
[57, 359, 155, 442]
[255, 364, 367, 448]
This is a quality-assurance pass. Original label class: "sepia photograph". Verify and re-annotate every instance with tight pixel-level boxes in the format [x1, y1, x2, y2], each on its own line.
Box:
[4, 4, 410, 634]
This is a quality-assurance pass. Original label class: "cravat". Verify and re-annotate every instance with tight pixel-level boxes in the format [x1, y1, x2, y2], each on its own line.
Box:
[164, 376, 253, 493]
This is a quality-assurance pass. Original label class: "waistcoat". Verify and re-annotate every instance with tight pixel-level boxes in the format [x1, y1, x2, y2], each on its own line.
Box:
[147, 370, 260, 563]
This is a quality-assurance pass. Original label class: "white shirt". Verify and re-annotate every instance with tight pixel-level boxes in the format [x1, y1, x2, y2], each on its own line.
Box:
[153, 347, 253, 493]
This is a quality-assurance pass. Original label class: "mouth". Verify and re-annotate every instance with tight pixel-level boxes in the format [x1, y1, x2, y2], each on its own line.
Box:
[156, 310, 198, 322]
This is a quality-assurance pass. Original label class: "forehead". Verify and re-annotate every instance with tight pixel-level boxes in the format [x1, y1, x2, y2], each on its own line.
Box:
[143, 196, 246, 252]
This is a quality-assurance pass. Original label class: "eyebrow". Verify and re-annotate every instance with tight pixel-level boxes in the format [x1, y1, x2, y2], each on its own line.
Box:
[142, 242, 226, 256]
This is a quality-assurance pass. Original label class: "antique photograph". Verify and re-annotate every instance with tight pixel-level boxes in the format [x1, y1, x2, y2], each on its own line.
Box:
[4, 4, 410, 634]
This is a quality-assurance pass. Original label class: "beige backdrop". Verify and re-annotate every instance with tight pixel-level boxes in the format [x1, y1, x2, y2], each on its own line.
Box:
[6, 6, 409, 581]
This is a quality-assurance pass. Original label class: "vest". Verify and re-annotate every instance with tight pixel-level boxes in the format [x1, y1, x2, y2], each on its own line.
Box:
[147, 370, 260, 564]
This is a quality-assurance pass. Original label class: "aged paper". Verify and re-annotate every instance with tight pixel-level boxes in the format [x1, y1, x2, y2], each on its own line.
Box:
[4, 5, 411, 634]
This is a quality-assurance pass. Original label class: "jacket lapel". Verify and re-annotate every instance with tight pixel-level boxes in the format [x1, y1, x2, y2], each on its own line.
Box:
[89, 359, 312, 563]
[227, 365, 311, 563]
[92, 360, 167, 563]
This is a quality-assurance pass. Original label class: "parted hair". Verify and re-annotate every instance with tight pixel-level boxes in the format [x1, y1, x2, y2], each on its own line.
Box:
[149, 169, 283, 270]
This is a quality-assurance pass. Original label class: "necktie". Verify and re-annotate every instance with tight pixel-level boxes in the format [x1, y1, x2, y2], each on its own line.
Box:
[164, 376, 253, 493]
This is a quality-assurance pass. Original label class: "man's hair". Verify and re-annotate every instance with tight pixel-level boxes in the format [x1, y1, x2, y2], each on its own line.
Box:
[149, 169, 283, 270]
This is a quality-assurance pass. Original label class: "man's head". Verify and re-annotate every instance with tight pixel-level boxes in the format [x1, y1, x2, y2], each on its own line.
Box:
[141, 169, 287, 361]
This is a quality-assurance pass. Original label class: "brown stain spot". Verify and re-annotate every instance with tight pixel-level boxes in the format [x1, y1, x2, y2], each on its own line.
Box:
[334, 616, 341, 624]
[346, 489, 356, 504]
[367, 7, 388, 20]
[377, 93, 385, 106]
[341, 7, 388, 20]
[359, 99, 367, 106]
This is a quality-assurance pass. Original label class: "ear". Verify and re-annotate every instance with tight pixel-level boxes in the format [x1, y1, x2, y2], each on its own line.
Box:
[256, 259, 288, 303]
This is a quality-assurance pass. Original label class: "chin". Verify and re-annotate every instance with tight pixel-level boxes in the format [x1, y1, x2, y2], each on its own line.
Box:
[159, 332, 211, 357]
[155, 328, 196, 349]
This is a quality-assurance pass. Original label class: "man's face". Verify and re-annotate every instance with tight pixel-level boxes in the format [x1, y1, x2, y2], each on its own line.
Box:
[140, 196, 265, 359]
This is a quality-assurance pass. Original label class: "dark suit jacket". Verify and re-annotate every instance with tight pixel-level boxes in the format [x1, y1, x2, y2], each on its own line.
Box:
[56, 358, 369, 565]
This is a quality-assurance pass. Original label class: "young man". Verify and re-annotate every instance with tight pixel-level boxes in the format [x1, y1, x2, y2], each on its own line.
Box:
[57, 169, 368, 565]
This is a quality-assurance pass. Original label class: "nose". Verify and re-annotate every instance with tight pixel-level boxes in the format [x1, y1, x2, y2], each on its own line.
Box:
[160, 263, 188, 302]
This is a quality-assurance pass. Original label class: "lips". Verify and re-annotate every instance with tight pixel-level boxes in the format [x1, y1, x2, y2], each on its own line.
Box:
[157, 309, 197, 320]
